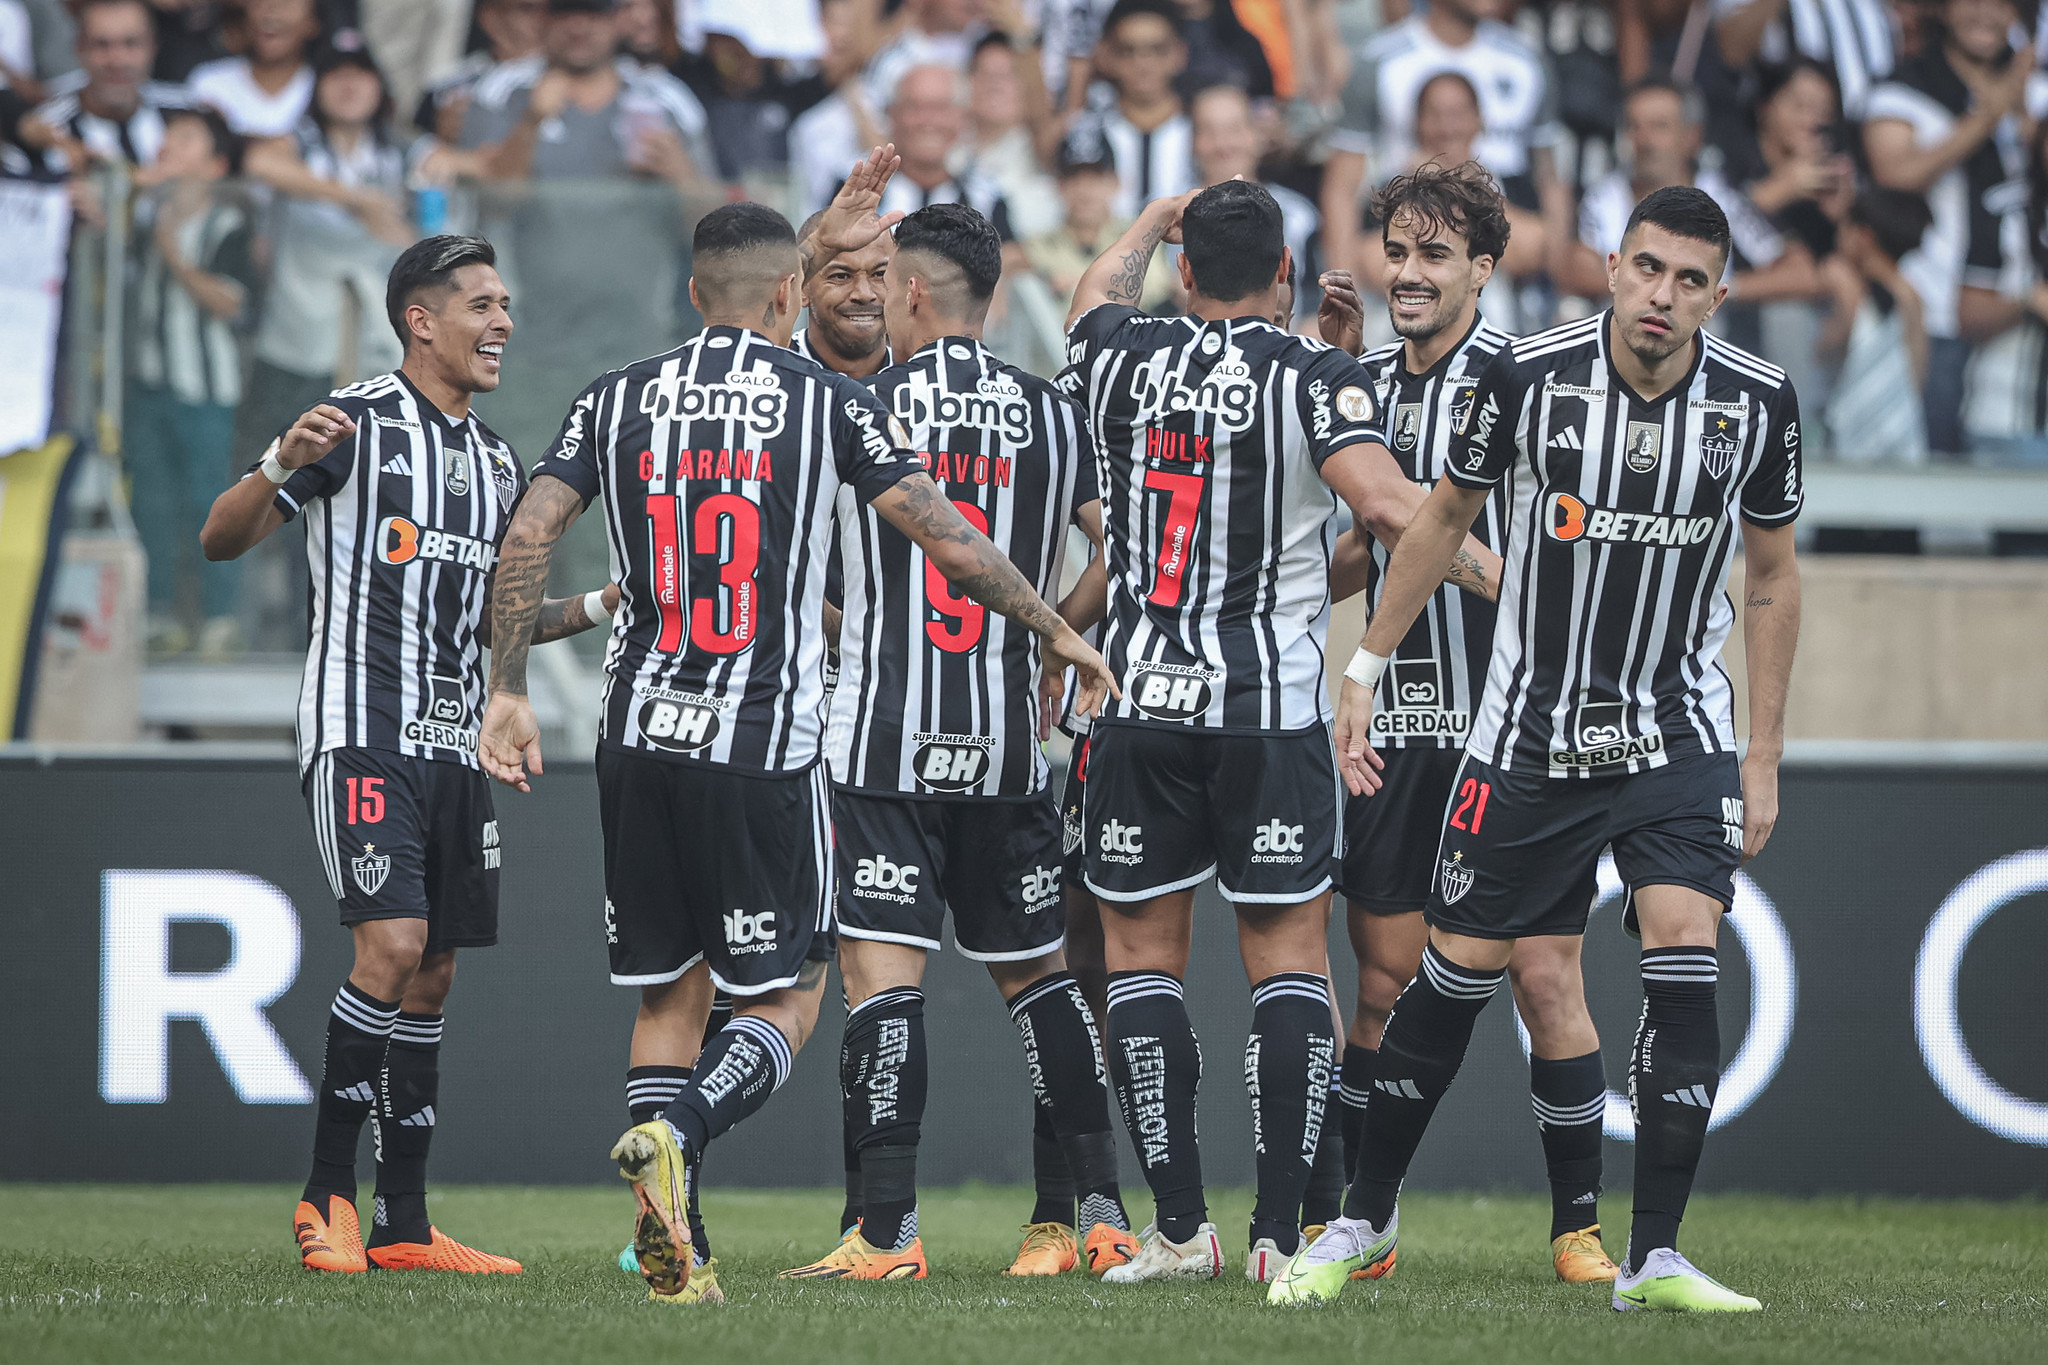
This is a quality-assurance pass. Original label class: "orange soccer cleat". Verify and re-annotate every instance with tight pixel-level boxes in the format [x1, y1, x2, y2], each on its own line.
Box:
[1004, 1222, 1079, 1275]
[1081, 1221, 1140, 1277]
[295, 1195, 367, 1273]
[365, 1227, 523, 1274]
[1552, 1225, 1620, 1283]
[779, 1229, 928, 1280]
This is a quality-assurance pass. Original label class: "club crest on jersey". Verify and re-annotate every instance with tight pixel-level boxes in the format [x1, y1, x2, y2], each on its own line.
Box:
[1127, 661, 1218, 721]
[485, 445, 519, 506]
[1129, 349, 1257, 431]
[1337, 385, 1373, 424]
[1699, 416, 1741, 479]
[352, 844, 390, 897]
[636, 687, 731, 753]
[892, 368, 1032, 444]
[640, 361, 788, 438]
[911, 731, 995, 792]
[1438, 851, 1474, 905]
[1448, 383, 1477, 433]
[402, 675, 476, 752]
[1393, 402, 1422, 452]
[1551, 701, 1665, 769]
[1625, 421, 1663, 473]
[443, 445, 470, 495]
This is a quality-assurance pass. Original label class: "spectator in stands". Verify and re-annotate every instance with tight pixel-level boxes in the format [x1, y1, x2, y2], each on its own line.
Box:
[127, 104, 252, 657]
[1745, 57, 1854, 263]
[356, 0, 471, 138]
[464, 0, 710, 194]
[1084, 0, 1196, 221]
[13, 0, 185, 178]
[616, 0, 675, 68]
[0, 0, 33, 94]
[1822, 187, 1932, 462]
[1713, 0, 1895, 120]
[1562, 76, 1818, 348]
[234, 44, 409, 482]
[960, 31, 1060, 238]
[417, 0, 544, 141]
[1322, 0, 1564, 288]
[790, 0, 887, 218]
[670, 3, 835, 191]
[880, 62, 1018, 246]
[1865, 0, 2038, 458]
[144, 1, 232, 85]
[1518, 0, 1622, 198]
[1170, 0, 1273, 100]
[1041, 0, 1113, 113]
[1957, 117, 2048, 464]
[1025, 121, 1177, 311]
[1190, 82, 1316, 321]
[867, 0, 983, 103]
[186, 0, 319, 138]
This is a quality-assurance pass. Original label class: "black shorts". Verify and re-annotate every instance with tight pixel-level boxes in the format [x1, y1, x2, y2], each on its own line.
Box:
[1427, 751, 1745, 940]
[1338, 745, 1465, 915]
[1058, 734, 1092, 888]
[598, 748, 833, 995]
[834, 790, 1066, 961]
[1082, 723, 1340, 906]
[303, 747, 499, 951]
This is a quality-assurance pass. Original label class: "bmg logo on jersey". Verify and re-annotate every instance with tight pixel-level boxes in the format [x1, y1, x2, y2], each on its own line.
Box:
[1019, 865, 1060, 911]
[640, 362, 787, 438]
[853, 855, 921, 904]
[635, 687, 731, 753]
[1098, 819, 1144, 864]
[1251, 819, 1304, 864]
[723, 908, 778, 954]
[1129, 350, 1257, 431]
[1127, 662, 1218, 721]
[911, 731, 995, 792]
[894, 369, 1033, 444]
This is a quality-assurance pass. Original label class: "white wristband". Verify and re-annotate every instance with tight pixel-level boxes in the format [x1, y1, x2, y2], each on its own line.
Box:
[259, 447, 292, 485]
[583, 589, 613, 623]
[1344, 647, 1390, 690]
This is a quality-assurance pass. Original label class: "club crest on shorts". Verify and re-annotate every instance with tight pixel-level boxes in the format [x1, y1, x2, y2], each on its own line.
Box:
[352, 843, 391, 897]
[1438, 850, 1474, 905]
[1625, 421, 1662, 473]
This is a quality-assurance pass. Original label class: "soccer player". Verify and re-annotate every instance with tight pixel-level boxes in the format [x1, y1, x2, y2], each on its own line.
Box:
[777, 202, 1135, 1283]
[1062, 181, 1501, 1282]
[793, 207, 894, 379]
[1271, 185, 1801, 1312]
[1329, 163, 1619, 1283]
[200, 235, 617, 1275]
[476, 150, 1116, 1304]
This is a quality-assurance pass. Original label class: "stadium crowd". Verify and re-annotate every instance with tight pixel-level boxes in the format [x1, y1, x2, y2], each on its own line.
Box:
[3, 0, 2044, 648]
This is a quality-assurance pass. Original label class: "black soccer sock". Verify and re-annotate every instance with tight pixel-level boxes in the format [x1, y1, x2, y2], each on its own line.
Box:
[1245, 972, 1335, 1255]
[1030, 1104, 1075, 1226]
[628, 1065, 710, 1259]
[1341, 945, 1504, 1227]
[304, 982, 398, 1203]
[1337, 1042, 1376, 1179]
[1628, 947, 1720, 1268]
[840, 987, 926, 1250]
[368, 1011, 442, 1246]
[1302, 1072, 1347, 1227]
[705, 991, 736, 1039]
[661, 1015, 794, 1160]
[840, 1119, 863, 1235]
[1105, 970, 1206, 1243]
[1531, 1049, 1606, 1239]
[1010, 972, 1128, 1230]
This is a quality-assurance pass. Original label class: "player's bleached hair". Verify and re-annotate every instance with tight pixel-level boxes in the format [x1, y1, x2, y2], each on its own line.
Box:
[1371, 161, 1511, 264]
[384, 234, 497, 350]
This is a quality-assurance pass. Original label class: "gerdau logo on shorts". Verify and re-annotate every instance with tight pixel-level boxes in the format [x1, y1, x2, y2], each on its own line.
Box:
[1251, 820, 1304, 864]
[723, 908, 777, 954]
[853, 855, 921, 904]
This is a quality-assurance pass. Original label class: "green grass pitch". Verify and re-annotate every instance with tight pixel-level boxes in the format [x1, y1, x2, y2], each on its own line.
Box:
[1, 1185, 2041, 1364]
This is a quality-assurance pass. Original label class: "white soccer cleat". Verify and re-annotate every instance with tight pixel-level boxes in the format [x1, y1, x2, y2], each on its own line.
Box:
[1612, 1247, 1762, 1313]
[1244, 1236, 1299, 1283]
[1100, 1222, 1225, 1282]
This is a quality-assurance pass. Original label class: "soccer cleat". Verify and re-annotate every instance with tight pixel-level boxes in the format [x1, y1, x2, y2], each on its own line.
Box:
[1244, 1237, 1298, 1283]
[1552, 1225, 1620, 1283]
[618, 1243, 640, 1276]
[611, 1122, 693, 1296]
[778, 1229, 928, 1280]
[1004, 1221, 1079, 1275]
[1266, 1212, 1397, 1305]
[1083, 1221, 1140, 1277]
[365, 1228, 522, 1273]
[1612, 1248, 1761, 1312]
[294, 1195, 366, 1273]
[1099, 1222, 1224, 1283]
[650, 1256, 725, 1305]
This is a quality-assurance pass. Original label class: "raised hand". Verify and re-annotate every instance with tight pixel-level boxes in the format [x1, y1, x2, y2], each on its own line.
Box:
[1318, 269, 1367, 355]
[279, 404, 357, 470]
[803, 144, 906, 265]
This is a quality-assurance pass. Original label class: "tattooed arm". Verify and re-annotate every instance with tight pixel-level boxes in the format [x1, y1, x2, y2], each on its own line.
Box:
[870, 472, 1120, 716]
[474, 579, 619, 649]
[477, 475, 587, 792]
[1066, 188, 1201, 330]
[1737, 520, 1801, 863]
[1320, 441, 1502, 601]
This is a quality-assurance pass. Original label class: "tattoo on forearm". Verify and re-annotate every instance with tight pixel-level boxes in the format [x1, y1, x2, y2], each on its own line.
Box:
[1746, 595, 1774, 608]
[893, 475, 1063, 638]
[488, 479, 582, 694]
[1447, 547, 1489, 595]
[530, 592, 593, 646]
[1104, 221, 1171, 305]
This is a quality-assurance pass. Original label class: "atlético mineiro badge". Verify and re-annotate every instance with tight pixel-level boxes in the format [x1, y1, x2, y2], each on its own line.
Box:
[1700, 417, 1740, 479]
[353, 844, 390, 897]
[1439, 850, 1474, 905]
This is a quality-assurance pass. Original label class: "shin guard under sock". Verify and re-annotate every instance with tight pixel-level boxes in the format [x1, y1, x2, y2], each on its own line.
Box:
[1105, 970, 1205, 1243]
[1245, 972, 1335, 1255]
[1531, 1049, 1605, 1239]
[1011, 971, 1127, 1229]
[305, 982, 397, 1203]
[368, 1012, 442, 1246]
[840, 988, 926, 1249]
[1628, 947, 1719, 1267]
[661, 1015, 794, 1158]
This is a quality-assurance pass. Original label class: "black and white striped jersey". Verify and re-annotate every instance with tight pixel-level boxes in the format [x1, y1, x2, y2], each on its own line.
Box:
[536, 325, 916, 773]
[269, 370, 529, 774]
[1065, 304, 1389, 733]
[790, 328, 891, 372]
[827, 336, 1098, 799]
[1447, 312, 1804, 776]
[1357, 319, 1513, 749]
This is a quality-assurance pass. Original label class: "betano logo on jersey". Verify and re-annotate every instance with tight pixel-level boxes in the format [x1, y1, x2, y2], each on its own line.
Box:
[911, 731, 995, 792]
[639, 362, 788, 438]
[375, 517, 496, 571]
[893, 368, 1033, 444]
[1128, 349, 1258, 431]
[635, 687, 733, 753]
[1544, 493, 1717, 547]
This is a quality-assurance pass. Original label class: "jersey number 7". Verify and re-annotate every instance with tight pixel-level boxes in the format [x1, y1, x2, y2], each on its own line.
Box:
[1145, 467, 1203, 608]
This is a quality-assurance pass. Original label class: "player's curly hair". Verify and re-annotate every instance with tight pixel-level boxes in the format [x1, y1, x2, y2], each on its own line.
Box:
[1370, 161, 1512, 264]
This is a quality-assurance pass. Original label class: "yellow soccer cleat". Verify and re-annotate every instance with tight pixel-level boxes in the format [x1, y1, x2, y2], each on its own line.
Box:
[365, 1227, 522, 1274]
[611, 1121, 694, 1296]
[651, 1256, 725, 1305]
[779, 1229, 928, 1280]
[294, 1195, 366, 1273]
[1004, 1222, 1079, 1275]
[1082, 1221, 1140, 1277]
[1553, 1225, 1620, 1283]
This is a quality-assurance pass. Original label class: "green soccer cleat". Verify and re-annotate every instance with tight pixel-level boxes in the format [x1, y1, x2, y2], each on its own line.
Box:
[611, 1121, 694, 1297]
[1266, 1212, 1397, 1306]
[618, 1243, 640, 1276]
[1612, 1248, 1762, 1313]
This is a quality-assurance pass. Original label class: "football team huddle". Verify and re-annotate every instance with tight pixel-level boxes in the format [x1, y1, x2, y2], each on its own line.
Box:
[203, 135, 1801, 1314]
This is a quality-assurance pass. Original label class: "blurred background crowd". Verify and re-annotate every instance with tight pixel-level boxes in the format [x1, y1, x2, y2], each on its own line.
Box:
[6, 0, 2048, 666]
